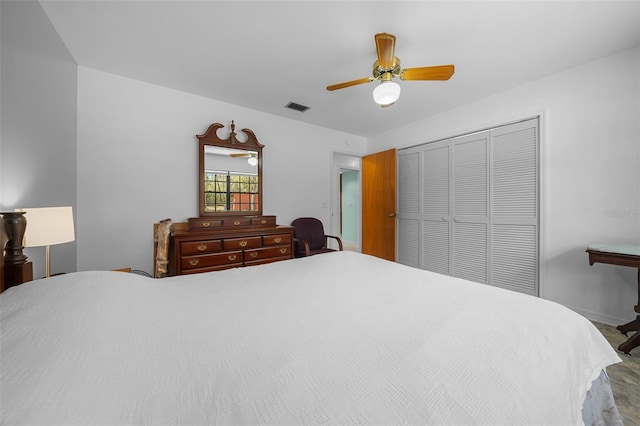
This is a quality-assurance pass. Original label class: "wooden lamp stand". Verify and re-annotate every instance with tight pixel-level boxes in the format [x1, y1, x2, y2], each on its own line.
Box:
[1, 212, 33, 292]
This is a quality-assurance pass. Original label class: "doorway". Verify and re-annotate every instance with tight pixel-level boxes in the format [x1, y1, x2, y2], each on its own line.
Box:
[340, 169, 359, 251]
[331, 152, 361, 252]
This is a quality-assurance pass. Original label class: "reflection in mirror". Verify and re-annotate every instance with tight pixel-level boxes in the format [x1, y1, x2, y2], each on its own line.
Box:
[198, 122, 264, 217]
[203, 146, 259, 213]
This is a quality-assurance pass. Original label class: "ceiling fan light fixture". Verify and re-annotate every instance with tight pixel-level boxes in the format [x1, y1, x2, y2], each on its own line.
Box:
[373, 80, 401, 106]
[247, 156, 258, 166]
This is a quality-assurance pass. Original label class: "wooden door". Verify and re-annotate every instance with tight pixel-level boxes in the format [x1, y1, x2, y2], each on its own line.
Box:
[362, 149, 396, 261]
[0, 216, 4, 292]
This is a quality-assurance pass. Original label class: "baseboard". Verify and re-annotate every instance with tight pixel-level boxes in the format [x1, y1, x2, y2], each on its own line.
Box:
[567, 304, 628, 327]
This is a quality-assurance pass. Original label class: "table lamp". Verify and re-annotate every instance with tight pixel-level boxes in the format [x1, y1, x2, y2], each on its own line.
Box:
[16, 206, 75, 278]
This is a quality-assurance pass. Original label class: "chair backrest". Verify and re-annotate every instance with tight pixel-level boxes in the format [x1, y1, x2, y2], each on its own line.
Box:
[291, 217, 326, 251]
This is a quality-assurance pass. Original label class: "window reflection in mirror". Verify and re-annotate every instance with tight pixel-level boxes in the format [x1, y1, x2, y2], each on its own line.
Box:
[203, 146, 259, 213]
[198, 122, 263, 217]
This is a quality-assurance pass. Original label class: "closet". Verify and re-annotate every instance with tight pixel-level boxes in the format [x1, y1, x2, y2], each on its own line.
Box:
[397, 118, 539, 295]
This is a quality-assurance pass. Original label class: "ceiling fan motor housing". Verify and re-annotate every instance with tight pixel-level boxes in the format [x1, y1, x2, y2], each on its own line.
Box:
[373, 59, 401, 80]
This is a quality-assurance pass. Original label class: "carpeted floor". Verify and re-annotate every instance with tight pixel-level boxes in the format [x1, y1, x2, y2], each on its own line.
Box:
[593, 322, 640, 425]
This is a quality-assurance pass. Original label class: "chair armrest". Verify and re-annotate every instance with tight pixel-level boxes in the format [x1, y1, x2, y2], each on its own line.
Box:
[325, 235, 344, 251]
[294, 238, 312, 257]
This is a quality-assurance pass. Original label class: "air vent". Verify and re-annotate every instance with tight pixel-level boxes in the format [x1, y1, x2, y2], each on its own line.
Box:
[285, 102, 310, 112]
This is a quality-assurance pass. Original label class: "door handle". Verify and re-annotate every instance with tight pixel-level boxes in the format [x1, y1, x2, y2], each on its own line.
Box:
[442, 216, 449, 221]
[388, 213, 396, 217]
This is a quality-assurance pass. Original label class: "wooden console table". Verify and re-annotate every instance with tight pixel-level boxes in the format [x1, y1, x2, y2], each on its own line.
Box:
[587, 243, 640, 354]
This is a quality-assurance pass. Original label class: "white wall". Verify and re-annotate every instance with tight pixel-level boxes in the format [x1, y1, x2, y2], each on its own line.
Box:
[0, 1, 78, 278]
[77, 67, 366, 274]
[368, 47, 640, 325]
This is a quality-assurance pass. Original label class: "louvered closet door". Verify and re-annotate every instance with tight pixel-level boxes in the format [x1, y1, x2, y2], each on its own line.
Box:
[452, 132, 489, 283]
[397, 150, 421, 268]
[490, 119, 538, 295]
[396, 118, 539, 296]
[421, 141, 451, 275]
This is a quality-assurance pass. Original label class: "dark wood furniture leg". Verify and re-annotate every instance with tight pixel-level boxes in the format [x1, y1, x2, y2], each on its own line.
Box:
[617, 316, 640, 336]
[617, 316, 640, 354]
[616, 268, 640, 354]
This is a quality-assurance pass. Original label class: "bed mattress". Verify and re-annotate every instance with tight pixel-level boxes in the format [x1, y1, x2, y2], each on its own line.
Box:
[1, 251, 621, 425]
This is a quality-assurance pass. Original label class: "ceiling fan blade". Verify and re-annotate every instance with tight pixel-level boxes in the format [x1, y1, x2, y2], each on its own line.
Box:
[326, 77, 374, 91]
[375, 33, 396, 69]
[400, 65, 455, 81]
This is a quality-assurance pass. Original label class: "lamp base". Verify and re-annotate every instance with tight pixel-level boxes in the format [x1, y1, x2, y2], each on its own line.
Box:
[1, 212, 28, 265]
[3, 261, 33, 292]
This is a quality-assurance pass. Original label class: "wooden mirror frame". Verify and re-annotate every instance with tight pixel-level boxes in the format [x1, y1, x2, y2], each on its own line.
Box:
[198, 121, 264, 217]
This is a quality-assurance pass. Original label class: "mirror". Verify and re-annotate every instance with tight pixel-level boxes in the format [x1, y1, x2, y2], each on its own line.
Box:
[198, 122, 263, 216]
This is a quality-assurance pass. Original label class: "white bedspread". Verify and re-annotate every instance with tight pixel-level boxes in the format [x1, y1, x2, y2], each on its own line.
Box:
[1, 251, 620, 425]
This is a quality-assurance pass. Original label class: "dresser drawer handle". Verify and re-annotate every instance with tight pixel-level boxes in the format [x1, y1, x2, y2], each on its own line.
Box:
[233, 220, 241, 226]
[202, 222, 210, 227]
[239, 240, 248, 247]
[261, 219, 267, 224]
[197, 244, 207, 251]
[250, 252, 258, 258]
[280, 248, 287, 254]
[228, 254, 237, 261]
[274, 237, 281, 243]
[189, 258, 199, 266]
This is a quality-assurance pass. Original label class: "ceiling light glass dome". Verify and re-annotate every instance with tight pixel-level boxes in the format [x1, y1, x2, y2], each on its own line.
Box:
[372, 81, 401, 106]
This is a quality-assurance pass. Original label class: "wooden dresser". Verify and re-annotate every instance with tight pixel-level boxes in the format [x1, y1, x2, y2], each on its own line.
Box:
[156, 215, 294, 276]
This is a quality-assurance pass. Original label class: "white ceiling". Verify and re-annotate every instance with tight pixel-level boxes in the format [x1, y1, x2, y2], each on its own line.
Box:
[39, 1, 640, 137]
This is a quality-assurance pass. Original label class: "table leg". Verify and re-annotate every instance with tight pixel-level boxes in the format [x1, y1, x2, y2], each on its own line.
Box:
[615, 268, 640, 354]
[636, 267, 640, 314]
[617, 316, 640, 336]
[618, 326, 640, 354]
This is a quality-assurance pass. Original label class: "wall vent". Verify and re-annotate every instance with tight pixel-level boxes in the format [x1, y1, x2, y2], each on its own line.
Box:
[285, 102, 310, 112]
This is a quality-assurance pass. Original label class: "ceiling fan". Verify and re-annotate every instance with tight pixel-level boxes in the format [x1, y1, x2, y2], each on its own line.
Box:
[229, 152, 258, 166]
[326, 33, 455, 107]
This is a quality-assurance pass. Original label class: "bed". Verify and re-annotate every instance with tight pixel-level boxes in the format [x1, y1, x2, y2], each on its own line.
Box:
[1, 251, 622, 425]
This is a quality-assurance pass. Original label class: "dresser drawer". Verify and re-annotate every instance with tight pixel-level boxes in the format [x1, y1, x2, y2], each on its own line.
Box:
[188, 217, 223, 229]
[180, 239, 222, 256]
[251, 216, 276, 227]
[222, 217, 252, 228]
[245, 245, 291, 263]
[224, 236, 262, 250]
[181, 264, 239, 274]
[263, 233, 291, 246]
[181, 251, 243, 270]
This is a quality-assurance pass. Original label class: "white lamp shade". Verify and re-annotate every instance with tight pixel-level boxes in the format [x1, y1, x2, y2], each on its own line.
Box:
[16, 206, 75, 247]
[372, 81, 401, 106]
